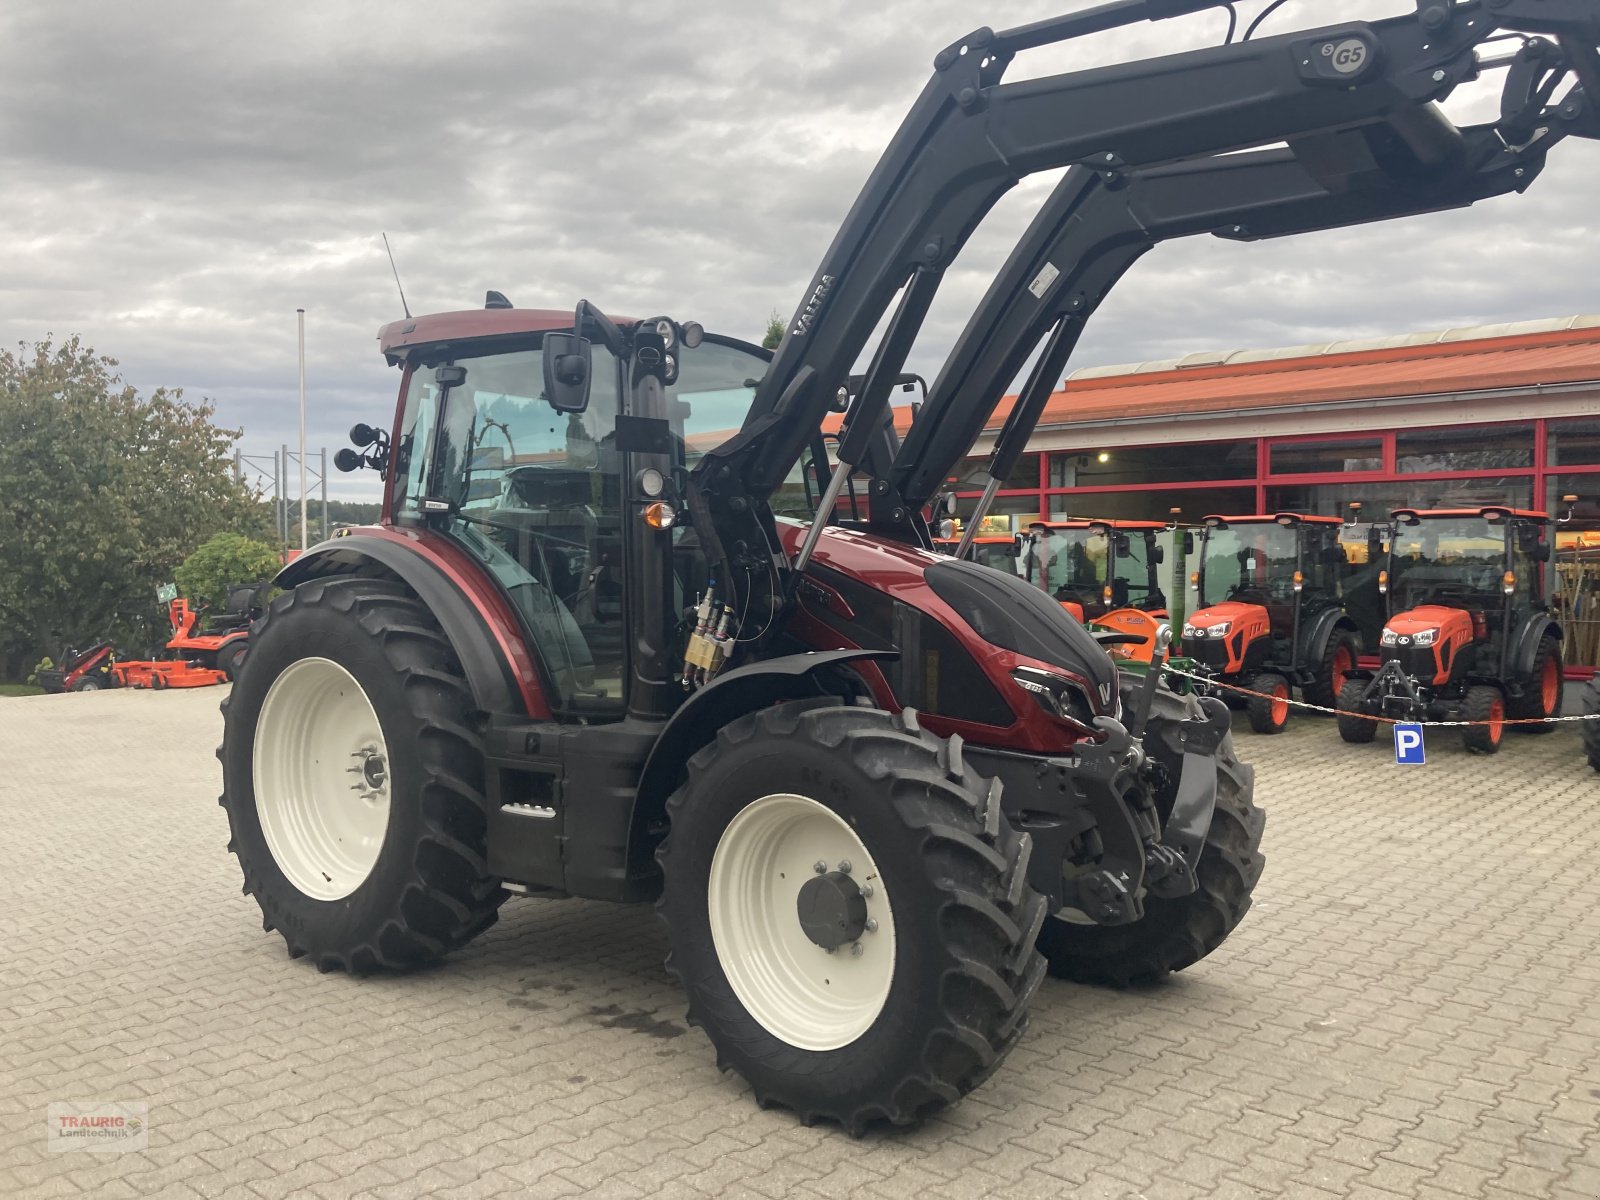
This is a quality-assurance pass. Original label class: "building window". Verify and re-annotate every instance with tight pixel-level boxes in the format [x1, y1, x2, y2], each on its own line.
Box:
[1269, 437, 1384, 476]
[1048, 485, 1257, 525]
[1395, 423, 1533, 473]
[1268, 477, 1535, 521]
[948, 454, 1039, 492]
[1549, 418, 1600, 468]
[1048, 439, 1255, 489]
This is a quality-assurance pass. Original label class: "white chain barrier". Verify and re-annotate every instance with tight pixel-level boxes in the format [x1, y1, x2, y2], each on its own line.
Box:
[1157, 663, 1600, 728]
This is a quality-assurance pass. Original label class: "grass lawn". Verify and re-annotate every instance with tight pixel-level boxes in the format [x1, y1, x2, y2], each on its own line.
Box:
[0, 684, 45, 697]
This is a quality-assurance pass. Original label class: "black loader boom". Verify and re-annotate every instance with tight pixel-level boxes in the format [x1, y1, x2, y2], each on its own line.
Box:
[687, 0, 1600, 623]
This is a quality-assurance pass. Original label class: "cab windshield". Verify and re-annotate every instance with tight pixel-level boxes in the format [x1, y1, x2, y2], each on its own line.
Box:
[1388, 517, 1512, 608]
[391, 332, 768, 711]
[1198, 523, 1299, 608]
[1030, 527, 1159, 610]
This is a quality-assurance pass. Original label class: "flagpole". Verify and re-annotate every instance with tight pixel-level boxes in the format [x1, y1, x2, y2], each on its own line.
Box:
[297, 308, 308, 551]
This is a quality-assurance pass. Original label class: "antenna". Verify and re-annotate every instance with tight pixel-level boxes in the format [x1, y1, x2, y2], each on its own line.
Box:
[381, 232, 411, 318]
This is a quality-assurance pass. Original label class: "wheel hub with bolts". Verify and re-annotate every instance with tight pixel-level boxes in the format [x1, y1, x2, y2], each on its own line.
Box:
[797, 867, 869, 952]
[707, 793, 897, 1050]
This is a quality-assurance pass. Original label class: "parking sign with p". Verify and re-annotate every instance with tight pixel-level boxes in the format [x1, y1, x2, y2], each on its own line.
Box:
[1394, 723, 1426, 766]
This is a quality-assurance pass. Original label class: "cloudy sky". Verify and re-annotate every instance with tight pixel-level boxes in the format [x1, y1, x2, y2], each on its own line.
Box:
[2, 0, 1596, 501]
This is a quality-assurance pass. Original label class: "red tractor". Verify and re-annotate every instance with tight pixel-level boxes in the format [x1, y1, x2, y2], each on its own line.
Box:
[1023, 519, 1169, 623]
[1337, 506, 1563, 753]
[1182, 514, 1362, 733]
[216, 0, 1600, 1129]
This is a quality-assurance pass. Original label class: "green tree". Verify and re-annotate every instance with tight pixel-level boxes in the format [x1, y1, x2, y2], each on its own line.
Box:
[0, 337, 270, 678]
[761, 310, 785, 351]
[175, 532, 281, 612]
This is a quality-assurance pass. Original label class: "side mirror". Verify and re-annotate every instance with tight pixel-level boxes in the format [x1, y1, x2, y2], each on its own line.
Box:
[542, 333, 593, 413]
[1115, 533, 1132, 558]
[1540, 542, 1554, 562]
[1182, 532, 1195, 555]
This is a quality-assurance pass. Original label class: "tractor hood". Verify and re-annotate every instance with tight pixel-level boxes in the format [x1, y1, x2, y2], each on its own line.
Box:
[1185, 601, 1268, 636]
[1383, 606, 1475, 642]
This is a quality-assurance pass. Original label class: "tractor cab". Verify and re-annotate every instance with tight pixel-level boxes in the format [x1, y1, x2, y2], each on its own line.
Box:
[1023, 519, 1167, 623]
[379, 307, 773, 716]
[1338, 507, 1562, 753]
[1182, 513, 1359, 732]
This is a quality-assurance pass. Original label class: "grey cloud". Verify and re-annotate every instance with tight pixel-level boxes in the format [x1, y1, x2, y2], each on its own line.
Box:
[0, 0, 1593, 502]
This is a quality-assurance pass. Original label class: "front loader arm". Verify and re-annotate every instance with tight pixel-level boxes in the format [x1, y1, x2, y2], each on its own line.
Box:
[892, 117, 1559, 511]
[691, 0, 1599, 609]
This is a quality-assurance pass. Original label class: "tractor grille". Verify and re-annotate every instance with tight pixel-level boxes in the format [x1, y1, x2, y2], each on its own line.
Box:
[1185, 637, 1233, 670]
[1386, 647, 1438, 682]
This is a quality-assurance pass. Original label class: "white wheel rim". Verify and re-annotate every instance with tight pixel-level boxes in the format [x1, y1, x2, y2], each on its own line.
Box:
[253, 657, 390, 902]
[707, 793, 896, 1051]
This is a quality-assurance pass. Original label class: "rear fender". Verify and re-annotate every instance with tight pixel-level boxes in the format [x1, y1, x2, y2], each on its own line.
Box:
[627, 649, 897, 884]
[276, 533, 530, 716]
[1511, 614, 1561, 679]
[1300, 608, 1359, 665]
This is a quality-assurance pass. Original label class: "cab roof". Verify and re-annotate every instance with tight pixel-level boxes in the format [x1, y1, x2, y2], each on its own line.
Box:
[1203, 512, 1344, 527]
[1392, 507, 1549, 522]
[1027, 519, 1167, 532]
[377, 307, 639, 366]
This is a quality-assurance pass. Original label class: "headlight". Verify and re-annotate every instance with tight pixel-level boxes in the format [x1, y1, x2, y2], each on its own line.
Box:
[1380, 629, 1398, 647]
[1412, 628, 1439, 647]
[1197, 622, 1231, 638]
[1011, 666, 1108, 726]
[1182, 623, 1198, 639]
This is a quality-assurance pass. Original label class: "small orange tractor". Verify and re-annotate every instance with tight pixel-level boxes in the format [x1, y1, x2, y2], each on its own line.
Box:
[1181, 513, 1362, 733]
[1337, 506, 1562, 754]
[1023, 519, 1168, 623]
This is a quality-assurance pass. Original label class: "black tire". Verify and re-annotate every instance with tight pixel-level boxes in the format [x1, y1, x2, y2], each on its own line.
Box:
[1508, 635, 1562, 734]
[1304, 629, 1359, 711]
[1245, 672, 1290, 734]
[1336, 677, 1378, 744]
[70, 676, 104, 692]
[1036, 687, 1265, 988]
[1462, 684, 1505, 755]
[218, 639, 249, 683]
[219, 577, 505, 973]
[656, 702, 1046, 1134]
[1582, 678, 1600, 772]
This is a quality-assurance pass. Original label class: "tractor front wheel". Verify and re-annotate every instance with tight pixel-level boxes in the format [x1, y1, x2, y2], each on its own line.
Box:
[657, 702, 1045, 1133]
[219, 577, 504, 973]
[1462, 684, 1505, 754]
[1035, 686, 1265, 988]
[1336, 678, 1378, 744]
[1582, 677, 1600, 771]
[1245, 672, 1291, 734]
[1509, 636, 1562, 734]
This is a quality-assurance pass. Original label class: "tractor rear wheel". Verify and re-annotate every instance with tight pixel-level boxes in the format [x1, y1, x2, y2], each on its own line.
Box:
[1509, 635, 1562, 734]
[1462, 684, 1505, 755]
[1336, 678, 1378, 744]
[1245, 672, 1291, 734]
[1305, 630, 1358, 710]
[219, 577, 504, 972]
[657, 701, 1045, 1134]
[1582, 678, 1600, 771]
[1035, 687, 1265, 988]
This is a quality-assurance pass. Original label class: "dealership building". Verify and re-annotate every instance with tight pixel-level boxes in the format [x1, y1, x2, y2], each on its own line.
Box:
[944, 314, 1600, 667]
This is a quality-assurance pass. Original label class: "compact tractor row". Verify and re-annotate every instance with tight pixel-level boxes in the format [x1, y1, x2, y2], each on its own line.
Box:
[218, 0, 1600, 1131]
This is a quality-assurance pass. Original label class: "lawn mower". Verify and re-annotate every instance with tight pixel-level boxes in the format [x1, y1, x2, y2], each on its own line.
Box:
[1181, 513, 1363, 733]
[35, 643, 119, 693]
[1337, 505, 1563, 753]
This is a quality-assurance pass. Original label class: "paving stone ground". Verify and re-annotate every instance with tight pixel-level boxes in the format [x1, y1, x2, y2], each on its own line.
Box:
[3, 685, 1599, 1199]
